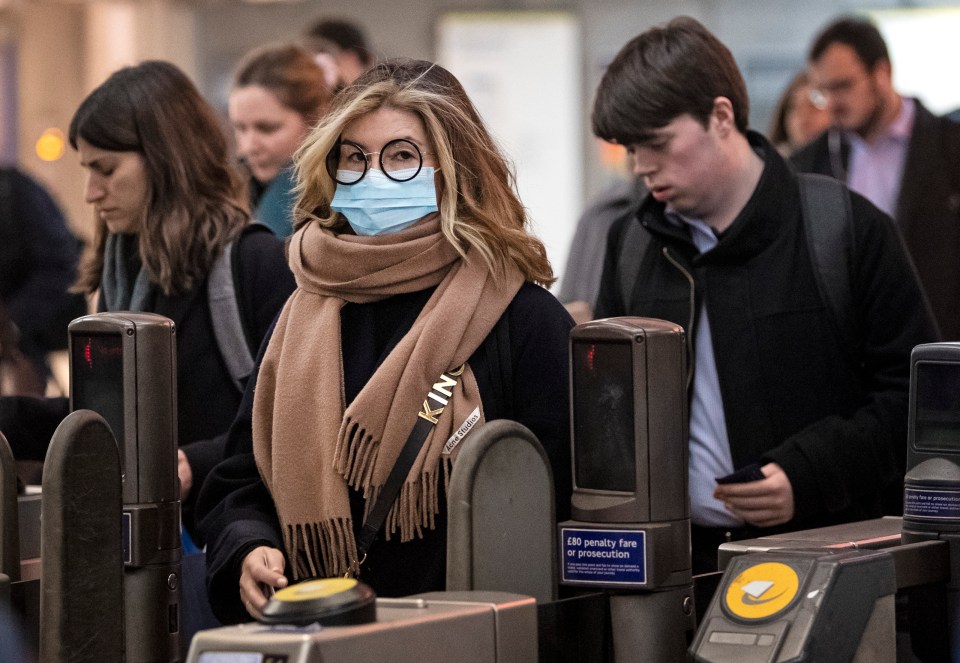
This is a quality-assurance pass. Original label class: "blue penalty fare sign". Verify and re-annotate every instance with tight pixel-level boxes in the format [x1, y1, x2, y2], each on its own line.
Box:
[561, 527, 646, 586]
[905, 487, 960, 521]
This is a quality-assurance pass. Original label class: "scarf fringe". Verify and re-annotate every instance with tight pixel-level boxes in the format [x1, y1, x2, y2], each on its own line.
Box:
[335, 420, 380, 487]
[283, 518, 358, 580]
[382, 457, 454, 542]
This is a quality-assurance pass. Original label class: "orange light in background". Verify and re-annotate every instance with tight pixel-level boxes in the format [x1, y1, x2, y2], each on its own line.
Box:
[36, 128, 65, 162]
[596, 139, 629, 176]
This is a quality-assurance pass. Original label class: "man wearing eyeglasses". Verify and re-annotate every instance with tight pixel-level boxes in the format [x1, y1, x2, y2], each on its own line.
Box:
[793, 15, 960, 341]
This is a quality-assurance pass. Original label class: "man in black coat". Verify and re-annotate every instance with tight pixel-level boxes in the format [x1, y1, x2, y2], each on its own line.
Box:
[792, 15, 960, 340]
[592, 16, 938, 573]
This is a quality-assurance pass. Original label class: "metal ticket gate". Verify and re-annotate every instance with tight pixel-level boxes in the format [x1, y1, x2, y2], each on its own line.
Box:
[187, 592, 538, 663]
[559, 319, 694, 662]
[185, 420, 552, 663]
[39, 410, 125, 662]
[0, 312, 182, 662]
[0, 431, 42, 658]
[182, 431, 946, 663]
[20, 315, 951, 662]
[185, 319, 939, 663]
[693, 547, 897, 662]
[688, 517, 952, 663]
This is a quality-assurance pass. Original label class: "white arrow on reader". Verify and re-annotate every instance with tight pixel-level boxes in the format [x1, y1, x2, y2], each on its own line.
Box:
[741, 580, 775, 599]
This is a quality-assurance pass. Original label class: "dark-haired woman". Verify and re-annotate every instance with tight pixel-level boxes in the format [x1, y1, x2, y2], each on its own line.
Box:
[198, 59, 573, 624]
[70, 61, 296, 536]
[0, 61, 295, 543]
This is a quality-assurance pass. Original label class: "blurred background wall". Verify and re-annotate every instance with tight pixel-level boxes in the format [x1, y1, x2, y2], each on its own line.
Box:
[0, 0, 957, 289]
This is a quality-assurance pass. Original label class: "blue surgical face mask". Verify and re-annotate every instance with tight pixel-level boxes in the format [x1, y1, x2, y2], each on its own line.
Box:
[330, 166, 439, 236]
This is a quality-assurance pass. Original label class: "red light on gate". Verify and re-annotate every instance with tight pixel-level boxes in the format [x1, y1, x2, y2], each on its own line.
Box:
[588, 344, 596, 371]
[85, 339, 93, 368]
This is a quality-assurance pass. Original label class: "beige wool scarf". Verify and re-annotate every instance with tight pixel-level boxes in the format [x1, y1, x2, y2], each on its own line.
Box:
[253, 216, 523, 579]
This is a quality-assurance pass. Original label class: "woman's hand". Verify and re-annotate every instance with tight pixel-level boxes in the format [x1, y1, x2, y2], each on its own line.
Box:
[240, 546, 288, 619]
[177, 449, 193, 499]
[713, 462, 795, 528]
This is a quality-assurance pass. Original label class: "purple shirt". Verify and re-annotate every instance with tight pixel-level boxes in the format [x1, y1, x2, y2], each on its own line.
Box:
[846, 97, 915, 217]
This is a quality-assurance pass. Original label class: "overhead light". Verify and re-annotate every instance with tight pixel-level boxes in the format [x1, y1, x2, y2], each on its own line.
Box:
[36, 128, 66, 162]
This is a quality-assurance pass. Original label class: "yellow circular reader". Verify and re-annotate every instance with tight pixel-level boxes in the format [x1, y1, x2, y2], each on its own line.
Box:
[261, 576, 376, 626]
[274, 577, 358, 602]
[724, 562, 800, 621]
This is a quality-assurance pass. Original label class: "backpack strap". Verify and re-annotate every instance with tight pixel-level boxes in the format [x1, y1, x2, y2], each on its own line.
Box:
[797, 173, 857, 356]
[617, 219, 652, 314]
[207, 239, 254, 393]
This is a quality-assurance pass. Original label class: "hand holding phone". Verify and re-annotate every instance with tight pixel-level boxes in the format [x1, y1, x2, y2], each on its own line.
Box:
[715, 462, 765, 485]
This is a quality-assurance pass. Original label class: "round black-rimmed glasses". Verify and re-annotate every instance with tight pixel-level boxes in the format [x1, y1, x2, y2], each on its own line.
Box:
[326, 138, 425, 185]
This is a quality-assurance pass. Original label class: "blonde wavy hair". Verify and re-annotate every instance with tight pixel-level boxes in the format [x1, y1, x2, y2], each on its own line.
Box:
[293, 58, 554, 286]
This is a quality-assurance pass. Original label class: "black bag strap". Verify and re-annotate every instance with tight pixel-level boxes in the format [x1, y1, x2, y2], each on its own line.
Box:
[350, 364, 466, 575]
[797, 173, 857, 356]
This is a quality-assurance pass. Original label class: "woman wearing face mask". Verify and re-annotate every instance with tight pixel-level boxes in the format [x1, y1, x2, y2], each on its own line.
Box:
[197, 59, 573, 623]
[230, 44, 333, 238]
[64, 61, 295, 541]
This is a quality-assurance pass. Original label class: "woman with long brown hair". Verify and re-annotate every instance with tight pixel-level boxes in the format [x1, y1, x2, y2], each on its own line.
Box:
[68, 61, 295, 538]
[198, 59, 573, 623]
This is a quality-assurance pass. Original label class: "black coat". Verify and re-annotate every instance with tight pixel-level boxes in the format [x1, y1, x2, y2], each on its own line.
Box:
[791, 99, 960, 340]
[0, 225, 295, 539]
[596, 131, 938, 532]
[0, 168, 86, 362]
[197, 281, 573, 625]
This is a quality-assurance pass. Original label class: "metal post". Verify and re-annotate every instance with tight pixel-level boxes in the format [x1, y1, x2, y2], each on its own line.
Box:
[447, 419, 557, 603]
[39, 409, 123, 663]
[0, 432, 19, 584]
[69, 313, 182, 661]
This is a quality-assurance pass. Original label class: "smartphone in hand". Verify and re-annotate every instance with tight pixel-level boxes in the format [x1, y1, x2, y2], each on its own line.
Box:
[715, 462, 765, 485]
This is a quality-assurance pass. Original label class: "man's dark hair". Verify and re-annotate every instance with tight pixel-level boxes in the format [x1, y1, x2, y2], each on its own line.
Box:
[809, 16, 889, 71]
[306, 17, 373, 66]
[592, 16, 749, 144]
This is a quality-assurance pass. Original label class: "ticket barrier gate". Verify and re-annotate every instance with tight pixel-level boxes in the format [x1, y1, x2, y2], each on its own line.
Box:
[688, 517, 951, 663]
[40, 409, 125, 662]
[186, 420, 606, 663]
[0, 312, 182, 662]
[0, 410, 127, 662]
[187, 592, 538, 663]
[0, 431, 42, 657]
[901, 342, 960, 661]
[67, 313, 182, 662]
[560, 319, 695, 663]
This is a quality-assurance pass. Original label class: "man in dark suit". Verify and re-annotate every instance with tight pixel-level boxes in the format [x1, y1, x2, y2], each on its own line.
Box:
[792, 16, 960, 340]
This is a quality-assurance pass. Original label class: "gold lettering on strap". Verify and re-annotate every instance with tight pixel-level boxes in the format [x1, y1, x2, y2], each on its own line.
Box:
[432, 373, 458, 398]
[419, 399, 443, 424]
[417, 364, 467, 424]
